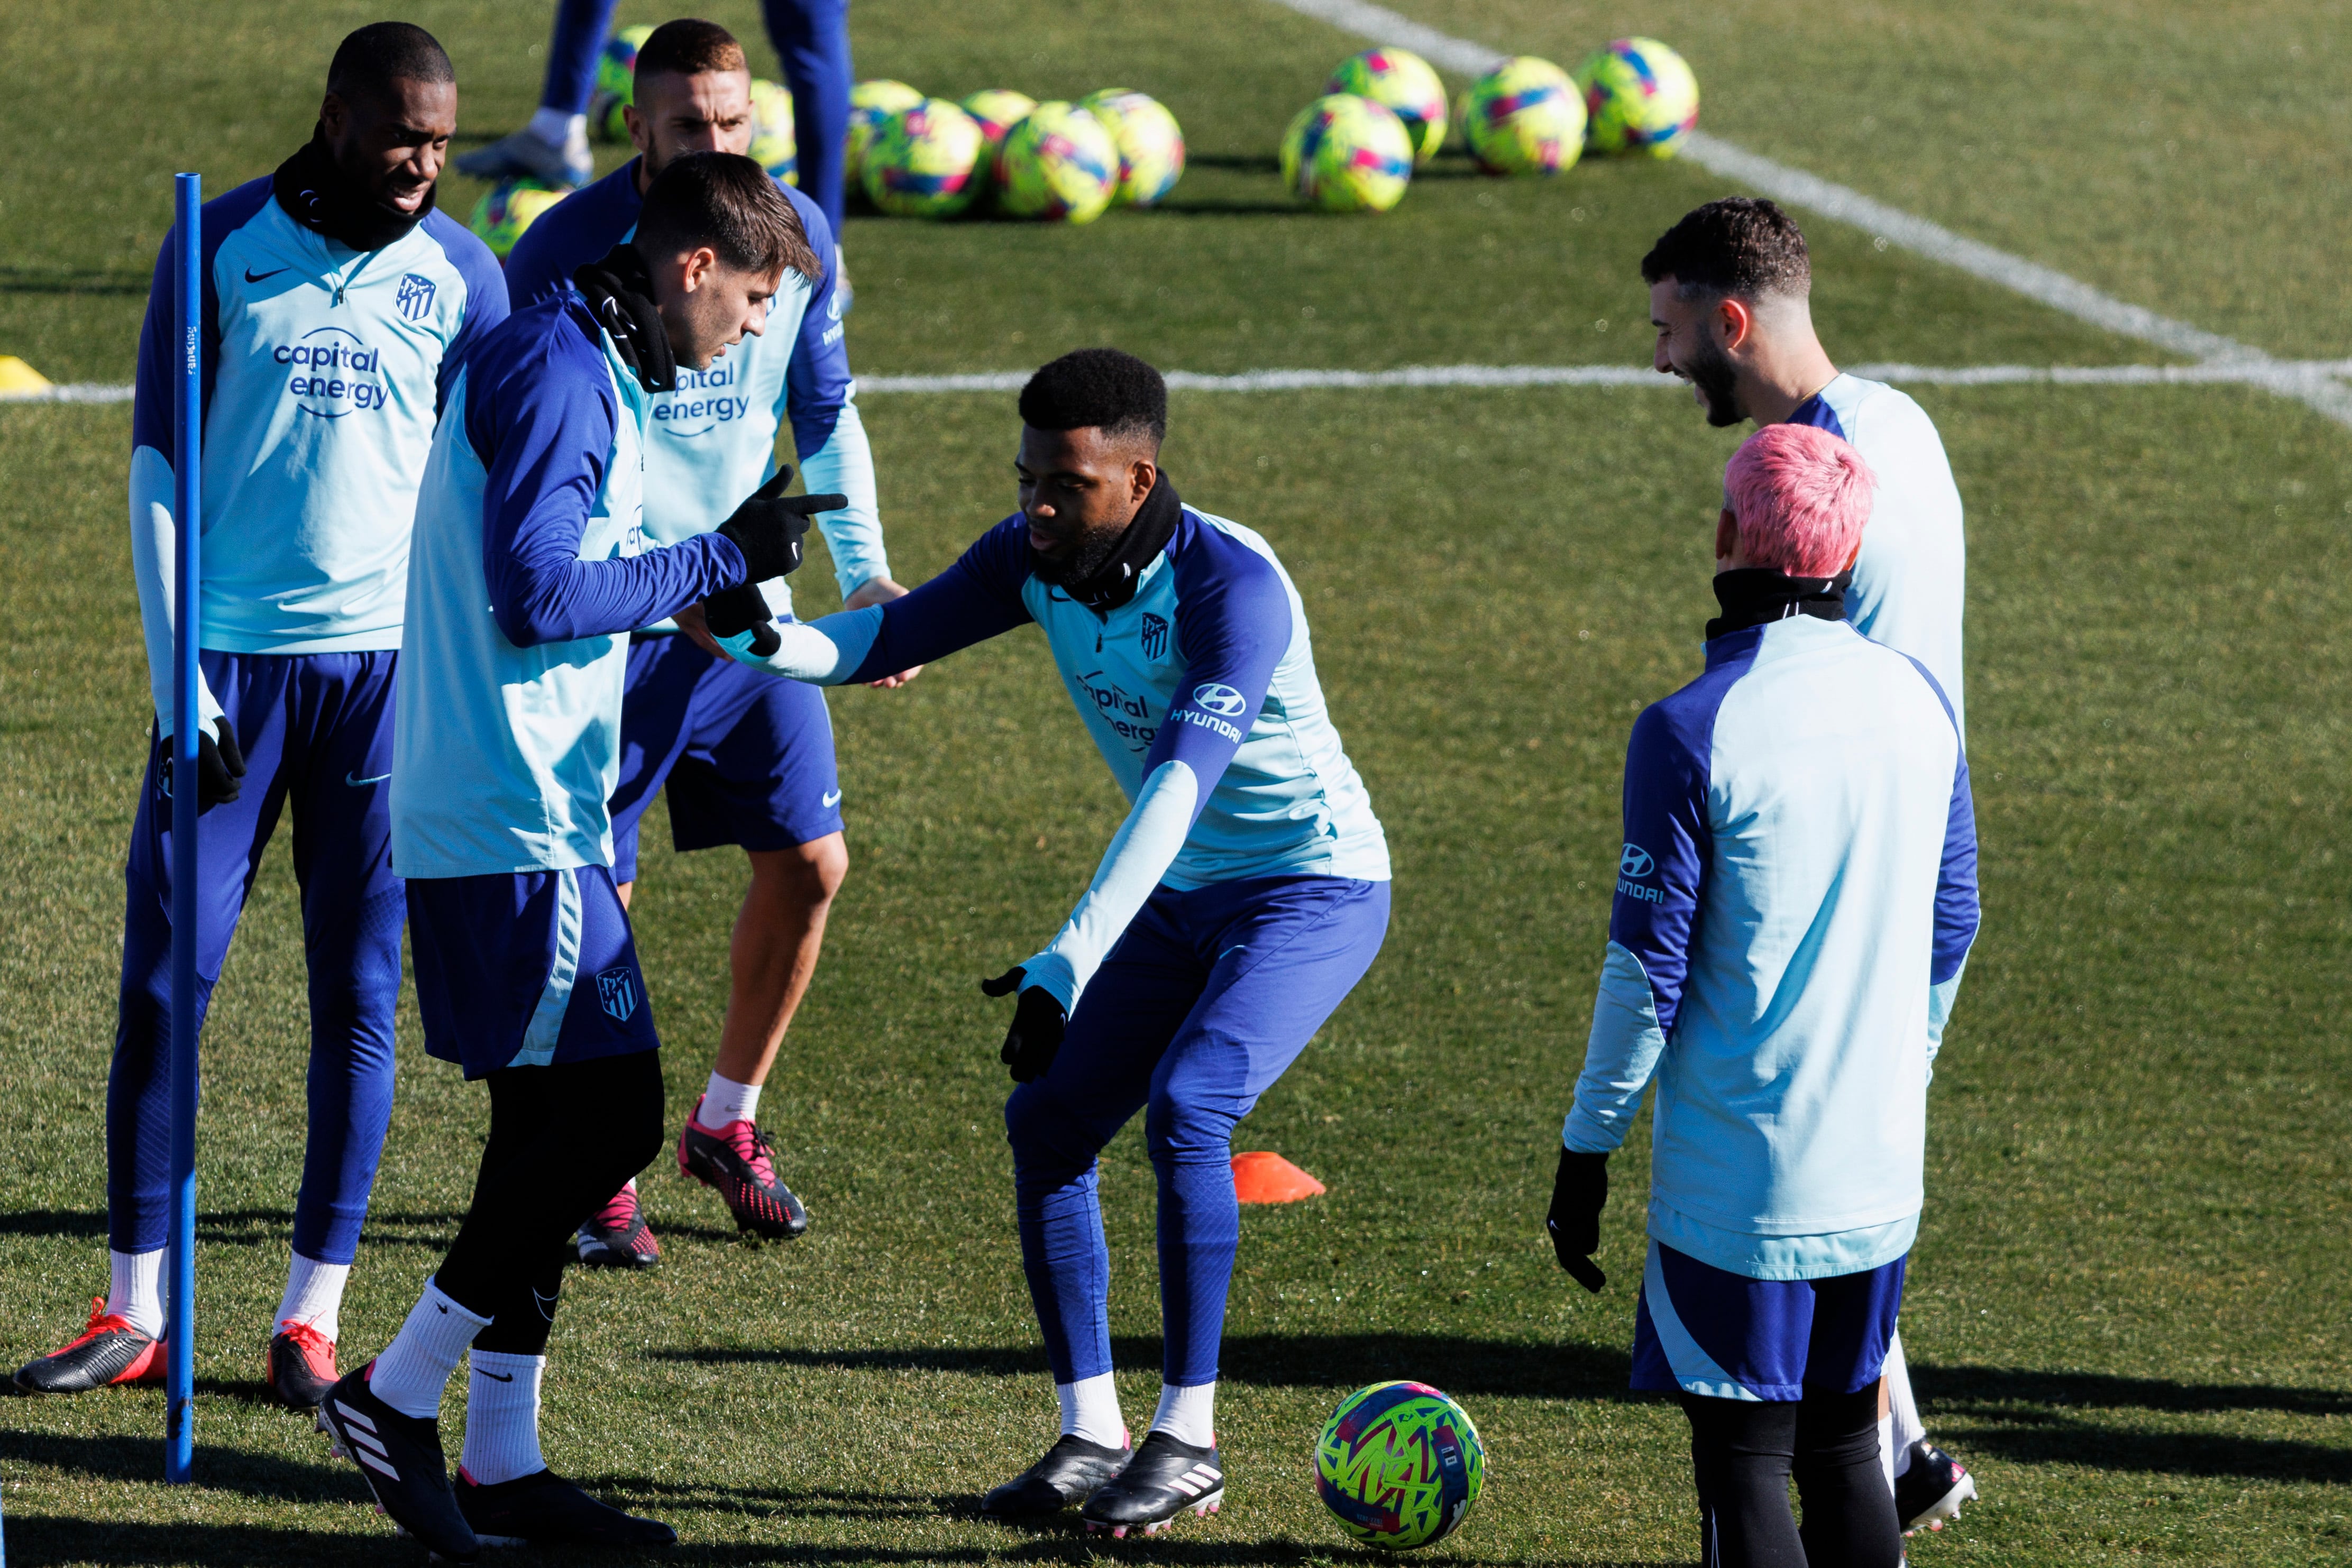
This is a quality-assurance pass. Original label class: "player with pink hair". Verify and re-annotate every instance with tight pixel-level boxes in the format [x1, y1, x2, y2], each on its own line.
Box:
[1546, 417, 1978, 1568]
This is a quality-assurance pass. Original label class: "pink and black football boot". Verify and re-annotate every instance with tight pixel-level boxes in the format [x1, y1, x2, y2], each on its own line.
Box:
[268, 1318, 340, 1410]
[14, 1298, 166, 1395]
[677, 1095, 810, 1240]
[575, 1178, 661, 1269]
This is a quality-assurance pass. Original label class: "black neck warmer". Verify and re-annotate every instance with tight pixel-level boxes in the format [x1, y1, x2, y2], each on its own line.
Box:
[272, 127, 435, 253]
[570, 244, 678, 395]
[1707, 567, 1850, 640]
[1034, 471, 1183, 613]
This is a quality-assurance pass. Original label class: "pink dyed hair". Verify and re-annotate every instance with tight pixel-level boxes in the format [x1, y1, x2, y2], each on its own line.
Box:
[1723, 422, 1877, 576]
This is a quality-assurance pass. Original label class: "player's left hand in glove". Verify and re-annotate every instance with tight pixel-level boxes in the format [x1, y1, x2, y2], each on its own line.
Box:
[981, 967, 1067, 1084]
[1546, 1147, 1609, 1293]
[708, 466, 848, 656]
[162, 721, 246, 813]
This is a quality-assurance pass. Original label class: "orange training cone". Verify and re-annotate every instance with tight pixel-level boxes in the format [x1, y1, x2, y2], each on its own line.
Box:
[1231, 1151, 1326, 1204]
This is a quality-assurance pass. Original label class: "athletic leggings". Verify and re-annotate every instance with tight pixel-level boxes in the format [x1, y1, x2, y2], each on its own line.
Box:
[1681, 1388, 1900, 1568]
[433, 1051, 664, 1356]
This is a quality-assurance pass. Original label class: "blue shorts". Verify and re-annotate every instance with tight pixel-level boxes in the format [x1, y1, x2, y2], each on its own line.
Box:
[609, 631, 843, 883]
[407, 864, 660, 1079]
[1631, 1242, 1905, 1402]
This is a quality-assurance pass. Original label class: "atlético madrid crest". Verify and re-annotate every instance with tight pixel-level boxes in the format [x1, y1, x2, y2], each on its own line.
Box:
[596, 966, 638, 1022]
[396, 273, 436, 320]
[1139, 612, 1169, 661]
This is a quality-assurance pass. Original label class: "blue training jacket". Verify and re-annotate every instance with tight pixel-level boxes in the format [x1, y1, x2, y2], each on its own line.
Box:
[1562, 613, 1979, 1281]
[389, 294, 753, 881]
[127, 178, 508, 736]
[503, 159, 885, 619]
[725, 503, 1389, 1013]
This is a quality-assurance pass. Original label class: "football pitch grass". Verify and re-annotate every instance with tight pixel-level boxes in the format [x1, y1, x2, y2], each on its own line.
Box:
[3, 1, 2351, 1564]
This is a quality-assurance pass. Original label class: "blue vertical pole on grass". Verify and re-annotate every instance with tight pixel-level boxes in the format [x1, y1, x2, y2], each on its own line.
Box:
[165, 170, 202, 1486]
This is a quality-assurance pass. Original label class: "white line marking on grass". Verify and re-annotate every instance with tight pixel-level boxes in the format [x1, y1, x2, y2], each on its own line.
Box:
[17, 361, 2352, 405]
[1260, 0, 2352, 428]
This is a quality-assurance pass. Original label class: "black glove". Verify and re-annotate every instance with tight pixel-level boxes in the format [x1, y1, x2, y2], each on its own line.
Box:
[713, 465, 848, 585]
[162, 723, 246, 812]
[1546, 1148, 1609, 1293]
[981, 967, 1067, 1084]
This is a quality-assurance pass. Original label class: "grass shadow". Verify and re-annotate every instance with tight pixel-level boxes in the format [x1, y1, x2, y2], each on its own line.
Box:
[1914, 1363, 2352, 1418]
[0, 265, 149, 297]
[0, 1429, 364, 1506]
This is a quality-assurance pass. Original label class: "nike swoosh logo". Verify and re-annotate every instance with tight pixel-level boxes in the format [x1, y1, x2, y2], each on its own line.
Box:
[478, 1370, 515, 1382]
[244, 266, 290, 283]
[345, 771, 391, 787]
[821, 789, 843, 808]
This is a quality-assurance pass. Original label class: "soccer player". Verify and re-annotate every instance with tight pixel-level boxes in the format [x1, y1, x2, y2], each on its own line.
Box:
[461, 0, 856, 258]
[1546, 421, 1979, 1568]
[314, 153, 835, 1555]
[11, 24, 506, 1411]
[719, 350, 1392, 1536]
[504, 17, 910, 1264]
[1639, 196, 1979, 1529]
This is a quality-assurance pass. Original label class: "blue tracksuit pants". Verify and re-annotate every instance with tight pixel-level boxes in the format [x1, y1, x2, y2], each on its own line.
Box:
[1004, 875, 1388, 1387]
[111, 652, 402, 1264]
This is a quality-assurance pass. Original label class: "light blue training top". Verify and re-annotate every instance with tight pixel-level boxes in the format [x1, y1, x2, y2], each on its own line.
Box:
[1562, 612, 1979, 1280]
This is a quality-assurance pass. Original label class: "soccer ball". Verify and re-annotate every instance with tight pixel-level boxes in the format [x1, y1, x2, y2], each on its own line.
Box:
[993, 103, 1121, 224]
[1325, 47, 1447, 166]
[589, 24, 654, 143]
[845, 79, 927, 193]
[1462, 56, 1586, 176]
[1077, 89, 1186, 207]
[749, 79, 798, 186]
[468, 179, 566, 261]
[1280, 94, 1414, 214]
[1575, 37, 1700, 158]
[1314, 1381, 1486, 1549]
[862, 98, 985, 217]
[961, 89, 1038, 160]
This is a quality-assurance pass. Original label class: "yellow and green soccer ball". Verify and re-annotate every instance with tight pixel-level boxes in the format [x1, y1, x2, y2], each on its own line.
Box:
[993, 102, 1121, 224]
[862, 98, 985, 217]
[1575, 37, 1700, 158]
[748, 79, 798, 186]
[589, 24, 655, 143]
[468, 178, 566, 261]
[1462, 56, 1586, 176]
[845, 78, 927, 192]
[1077, 89, 1186, 207]
[961, 89, 1038, 165]
[1325, 47, 1447, 166]
[1315, 1381, 1486, 1549]
[1280, 94, 1414, 213]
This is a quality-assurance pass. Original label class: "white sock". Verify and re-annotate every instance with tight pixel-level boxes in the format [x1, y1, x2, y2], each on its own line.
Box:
[107, 1249, 165, 1339]
[1056, 1372, 1126, 1450]
[697, 1071, 762, 1129]
[1884, 1329, 1925, 1475]
[1150, 1381, 1216, 1448]
[460, 1351, 547, 1486]
[526, 107, 587, 148]
[277, 1253, 351, 1342]
[369, 1282, 491, 1419]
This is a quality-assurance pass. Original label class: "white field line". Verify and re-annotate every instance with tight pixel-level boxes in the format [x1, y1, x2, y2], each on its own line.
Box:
[1261, 0, 2352, 428]
[13, 360, 2352, 405]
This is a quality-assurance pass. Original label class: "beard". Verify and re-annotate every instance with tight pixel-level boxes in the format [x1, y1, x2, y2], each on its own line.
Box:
[1029, 521, 1124, 586]
[1683, 333, 1746, 428]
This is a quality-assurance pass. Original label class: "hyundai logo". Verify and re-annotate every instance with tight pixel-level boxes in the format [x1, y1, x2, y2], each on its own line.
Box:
[1619, 843, 1654, 879]
[1192, 683, 1247, 718]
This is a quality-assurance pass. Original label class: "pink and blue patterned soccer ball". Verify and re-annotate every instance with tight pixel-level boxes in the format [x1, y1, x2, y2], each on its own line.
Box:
[1280, 94, 1415, 213]
[1315, 1380, 1486, 1549]
[1573, 37, 1700, 158]
[993, 102, 1121, 224]
[1325, 47, 1448, 166]
[1076, 89, 1186, 207]
[862, 98, 986, 217]
[1462, 56, 1586, 176]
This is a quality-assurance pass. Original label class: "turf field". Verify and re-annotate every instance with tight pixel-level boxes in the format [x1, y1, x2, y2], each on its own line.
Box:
[3, 1, 2350, 1564]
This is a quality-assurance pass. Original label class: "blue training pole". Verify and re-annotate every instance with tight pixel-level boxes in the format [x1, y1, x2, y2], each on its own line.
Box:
[165, 170, 202, 1486]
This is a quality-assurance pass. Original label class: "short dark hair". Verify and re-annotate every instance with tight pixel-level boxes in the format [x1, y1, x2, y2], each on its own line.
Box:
[637, 152, 818, 280]
[636, 18, 748, 82]
[1019, 349, 1168, 446]
[1641, 197, 1811, 300]
[326, 22, 454, 105]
